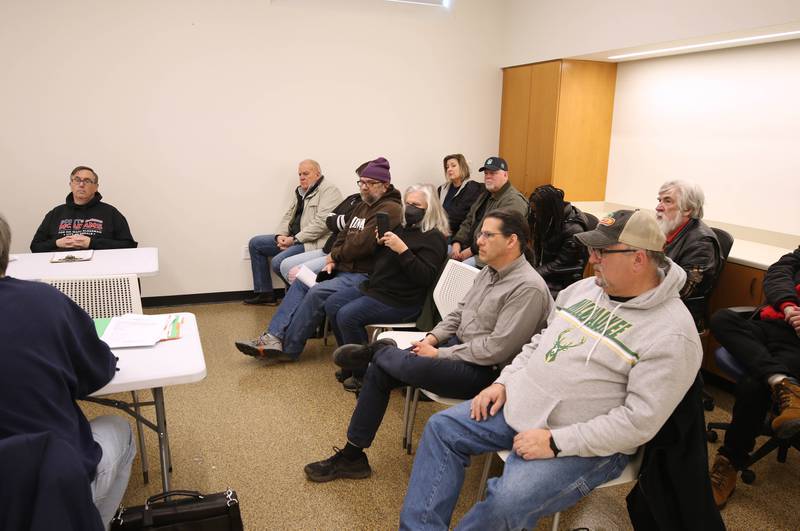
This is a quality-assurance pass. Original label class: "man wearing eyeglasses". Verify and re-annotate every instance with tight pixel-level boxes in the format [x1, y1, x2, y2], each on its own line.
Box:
[30, 166, 137, 252]
[400, 209, 711, 530]
[235, 157, 403, 361]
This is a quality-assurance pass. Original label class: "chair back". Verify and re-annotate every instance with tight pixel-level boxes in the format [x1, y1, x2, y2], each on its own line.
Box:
[40, 275, 142, 319]
[433, 259, 480, 318]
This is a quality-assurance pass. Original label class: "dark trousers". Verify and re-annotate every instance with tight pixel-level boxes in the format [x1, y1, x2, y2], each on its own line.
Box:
[346, 342, 501, 449]
[710, 309, 800, 466]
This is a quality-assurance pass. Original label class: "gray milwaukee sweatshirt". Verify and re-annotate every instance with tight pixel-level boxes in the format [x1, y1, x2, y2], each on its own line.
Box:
[494, 259, 701, 458]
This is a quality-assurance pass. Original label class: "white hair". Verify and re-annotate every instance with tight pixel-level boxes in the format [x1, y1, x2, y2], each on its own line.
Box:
[404, 184, 450, 237]
[659, 180, 705, 219]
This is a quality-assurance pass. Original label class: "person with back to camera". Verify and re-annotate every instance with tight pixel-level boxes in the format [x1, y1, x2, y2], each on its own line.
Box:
[528, 184, 591, 297]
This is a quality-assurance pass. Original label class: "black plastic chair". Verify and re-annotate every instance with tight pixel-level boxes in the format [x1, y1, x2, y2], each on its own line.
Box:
[706, 340, 800, 484]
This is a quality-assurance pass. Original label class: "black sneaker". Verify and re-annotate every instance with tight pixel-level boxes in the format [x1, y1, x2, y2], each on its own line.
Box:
[243, 293, 278, 306]
[333, 338, 397, 370]
[304, 447, 371, 482]
[335, 369, 351, 383]
[342, 375, 363, 393]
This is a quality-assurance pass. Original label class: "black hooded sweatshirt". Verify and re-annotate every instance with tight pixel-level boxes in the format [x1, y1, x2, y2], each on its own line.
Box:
[30, 192, 137, 252]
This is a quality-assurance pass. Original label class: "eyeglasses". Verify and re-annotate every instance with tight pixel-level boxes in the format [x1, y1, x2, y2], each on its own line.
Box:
[71, 177, 97, 185]
[356, 179, 382, 188]
[589, 247, 637, 258]
[477, 231, 503, 240]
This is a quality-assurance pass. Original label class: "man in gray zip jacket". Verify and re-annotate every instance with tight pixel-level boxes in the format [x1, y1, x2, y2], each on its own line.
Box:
[400, 209, 702, 530]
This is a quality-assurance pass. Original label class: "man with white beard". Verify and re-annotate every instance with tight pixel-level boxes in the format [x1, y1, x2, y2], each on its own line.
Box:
[655, 180, 722, 329]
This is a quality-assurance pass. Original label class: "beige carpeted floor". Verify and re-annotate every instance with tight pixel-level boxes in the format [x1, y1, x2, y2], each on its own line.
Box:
[81, 301, 798, 530]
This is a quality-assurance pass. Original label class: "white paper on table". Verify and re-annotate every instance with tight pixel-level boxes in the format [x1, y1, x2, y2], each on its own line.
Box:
[295, 265, 318, 288]
[50, 250, 94, 263]
[101, 314, 172, 348]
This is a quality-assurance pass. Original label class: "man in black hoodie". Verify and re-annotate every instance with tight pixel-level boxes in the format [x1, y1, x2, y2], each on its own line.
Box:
[30, 166, 137, 252]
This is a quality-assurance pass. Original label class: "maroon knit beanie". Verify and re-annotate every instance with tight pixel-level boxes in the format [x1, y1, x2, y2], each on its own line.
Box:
[360, 157, 391, 183]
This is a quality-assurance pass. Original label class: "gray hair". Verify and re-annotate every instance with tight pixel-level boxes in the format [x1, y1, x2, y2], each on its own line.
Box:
[646, 250, 669, 269]
[659, 180, 705, 219]
[0, 214, 11, 277]
[70, 165, 99, 184]
[404, 184, 451, 237]
[300, 159, 322, 176]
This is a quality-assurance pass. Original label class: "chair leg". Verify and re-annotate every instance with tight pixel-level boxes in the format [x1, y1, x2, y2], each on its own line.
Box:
[406, 388, 420, 454]
[551, 511, 561, 531]
[476, 453, 493, 502]
[131, 390, 149, 484]
[402, 386, 413, 450]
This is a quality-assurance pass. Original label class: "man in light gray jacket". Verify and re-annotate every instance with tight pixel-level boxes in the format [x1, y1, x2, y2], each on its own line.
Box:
[400, 209, 703, 530]
[245, 159, 342, 305]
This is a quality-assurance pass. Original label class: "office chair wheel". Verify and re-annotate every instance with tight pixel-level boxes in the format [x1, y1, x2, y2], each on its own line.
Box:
[741, 469, 756, 484]
[703, 397, 715, 411]
[706, 429, 718, 443]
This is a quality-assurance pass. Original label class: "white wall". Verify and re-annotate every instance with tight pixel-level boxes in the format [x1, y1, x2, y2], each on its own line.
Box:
[0, 0, 506, 297]
[605, 39, 800, 235]
[502, 0, 800, 66]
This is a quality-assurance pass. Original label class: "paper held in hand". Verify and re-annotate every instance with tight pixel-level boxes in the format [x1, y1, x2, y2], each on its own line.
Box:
[295, 264, 318, 288]
[50, 250, 94, 263]
[98, 314, 183, 348]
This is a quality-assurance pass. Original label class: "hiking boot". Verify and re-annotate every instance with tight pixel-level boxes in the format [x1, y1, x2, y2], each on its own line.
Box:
[335, 369, 351, 383]
[235, 334, 294, 361]
[771, 377, 800, 438]
[709, 454, 737, 509]
[243, 292, 278, 306]
[342, 375, 363, 393]
[304, 447, 371, 482]
[333, 338, 397, 370]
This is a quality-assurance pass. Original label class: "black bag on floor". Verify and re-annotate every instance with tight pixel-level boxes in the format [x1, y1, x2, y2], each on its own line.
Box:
[110, 489, 243, 530]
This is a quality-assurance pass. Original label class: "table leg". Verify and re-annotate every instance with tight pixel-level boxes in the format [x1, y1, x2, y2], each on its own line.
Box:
[131, 390, 149, 484]
[152, 387, 171, 491]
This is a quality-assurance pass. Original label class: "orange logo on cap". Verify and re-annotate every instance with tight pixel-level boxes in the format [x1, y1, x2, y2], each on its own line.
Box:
[599, 216, 615, 226]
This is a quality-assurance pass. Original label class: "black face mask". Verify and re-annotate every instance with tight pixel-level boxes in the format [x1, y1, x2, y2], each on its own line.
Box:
[404, 205, 425, 227]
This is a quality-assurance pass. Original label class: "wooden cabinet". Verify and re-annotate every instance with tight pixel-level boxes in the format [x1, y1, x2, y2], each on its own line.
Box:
[499, 60, 617, 200]
[703, 262, 766, 380]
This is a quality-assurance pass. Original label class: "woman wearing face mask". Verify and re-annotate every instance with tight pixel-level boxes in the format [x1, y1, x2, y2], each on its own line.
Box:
[324, 184, 449, 390]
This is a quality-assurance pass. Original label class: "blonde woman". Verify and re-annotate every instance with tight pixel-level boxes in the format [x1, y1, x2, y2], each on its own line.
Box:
[438, 154, 483, 236]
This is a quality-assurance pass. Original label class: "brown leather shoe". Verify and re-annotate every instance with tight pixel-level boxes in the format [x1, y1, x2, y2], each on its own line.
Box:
[771, 378, 800, 438]
[710, 454, 737, 509]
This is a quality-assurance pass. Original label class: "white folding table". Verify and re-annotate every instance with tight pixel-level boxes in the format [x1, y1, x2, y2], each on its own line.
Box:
[7, 247, 159, 280]
[87, 312, 206, 491]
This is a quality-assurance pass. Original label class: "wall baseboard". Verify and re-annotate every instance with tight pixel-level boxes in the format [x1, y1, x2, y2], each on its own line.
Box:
[143, 289, 286, 308]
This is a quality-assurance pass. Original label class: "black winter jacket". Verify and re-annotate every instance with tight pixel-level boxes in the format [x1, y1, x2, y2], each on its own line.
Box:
[762, 246, 800, 310]
[437, 180, 484, 236]
[664, 218, 721, 326]
[626, 374, 726, 531]
[531, 203, 589, 296]
[30, 192, 137, 252]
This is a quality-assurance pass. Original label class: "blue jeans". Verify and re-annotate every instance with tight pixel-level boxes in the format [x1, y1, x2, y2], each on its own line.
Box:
[266, 272, 368, 357]
[324, 287, 421, 345]
[278, 249, 327, 282]
[248, 234, 304, 293]
[399, 401, 629, 530]
[90, 415, 136, 530]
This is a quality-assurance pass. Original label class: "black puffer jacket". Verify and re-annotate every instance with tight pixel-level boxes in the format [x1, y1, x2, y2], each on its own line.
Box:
[531, 203, 589, 296]
[322, 193, 362, 254]
[762, 246, 800, 310]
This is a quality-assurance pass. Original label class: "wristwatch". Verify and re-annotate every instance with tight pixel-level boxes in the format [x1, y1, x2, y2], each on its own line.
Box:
[549, 434, 561, 457]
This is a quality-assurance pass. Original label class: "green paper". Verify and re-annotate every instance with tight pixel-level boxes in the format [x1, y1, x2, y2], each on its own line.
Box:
[94, 317, 112, 337]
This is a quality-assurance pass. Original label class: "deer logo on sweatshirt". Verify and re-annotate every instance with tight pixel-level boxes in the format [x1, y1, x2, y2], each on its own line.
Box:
[544, 328, 586, 363]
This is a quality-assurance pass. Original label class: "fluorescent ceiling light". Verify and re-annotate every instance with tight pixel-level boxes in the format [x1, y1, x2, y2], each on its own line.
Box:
[608, 30, 800, 60]
[386, 0, 450, 7]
